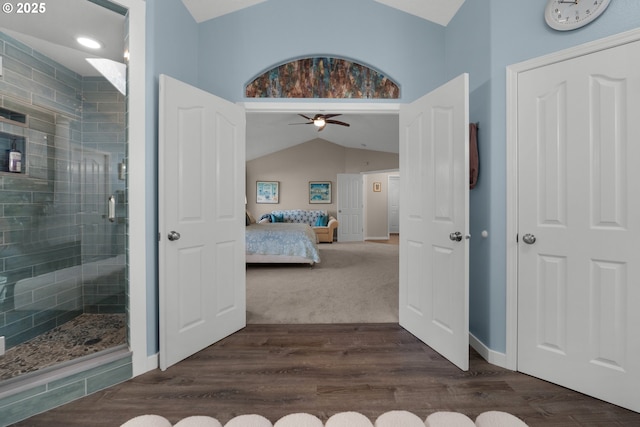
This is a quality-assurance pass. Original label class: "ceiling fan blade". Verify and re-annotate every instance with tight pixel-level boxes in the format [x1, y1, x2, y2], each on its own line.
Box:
[326, 120, 350, 127]
[288, 122, 314, 125]
[320, 113, 342, 120]
[298, 114, 313, 121]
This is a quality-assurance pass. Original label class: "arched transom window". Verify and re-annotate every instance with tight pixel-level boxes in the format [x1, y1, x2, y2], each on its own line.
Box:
[245, 57, 400, 99]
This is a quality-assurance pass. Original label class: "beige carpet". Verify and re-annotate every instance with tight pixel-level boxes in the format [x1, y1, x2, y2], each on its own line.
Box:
[246, 241, 398, 324]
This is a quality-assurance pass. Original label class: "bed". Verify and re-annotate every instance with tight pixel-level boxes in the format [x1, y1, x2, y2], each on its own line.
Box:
[245, 222, 321, 265]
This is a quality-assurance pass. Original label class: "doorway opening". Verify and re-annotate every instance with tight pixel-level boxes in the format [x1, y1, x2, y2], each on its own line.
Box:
[244, 103, 401, 324]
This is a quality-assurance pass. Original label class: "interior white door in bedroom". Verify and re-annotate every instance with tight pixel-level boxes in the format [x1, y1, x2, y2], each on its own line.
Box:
[158, 74, 246, 370]
[399, 74, 470, 370]
[337, 173, 364, 242]
[517, 39, 640, 412]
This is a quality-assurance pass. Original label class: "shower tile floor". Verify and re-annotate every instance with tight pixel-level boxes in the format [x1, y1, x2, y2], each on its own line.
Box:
[0, 313, 127, 381]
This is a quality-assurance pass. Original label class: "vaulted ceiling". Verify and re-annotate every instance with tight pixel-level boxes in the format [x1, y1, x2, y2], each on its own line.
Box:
[0, 0, 466, 160]
[181, 0, 465, 26]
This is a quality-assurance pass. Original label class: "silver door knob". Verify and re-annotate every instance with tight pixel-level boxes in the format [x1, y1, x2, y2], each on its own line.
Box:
[449, 231, 463, 242]
[522, 233, 536, 244]
[168, 231, 181, 241]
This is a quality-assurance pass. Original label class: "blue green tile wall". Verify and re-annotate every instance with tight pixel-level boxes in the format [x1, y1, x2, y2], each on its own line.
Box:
[0, 31, 126, 348]
[0, 13, 130, 424]
[0, 352, 132, 425]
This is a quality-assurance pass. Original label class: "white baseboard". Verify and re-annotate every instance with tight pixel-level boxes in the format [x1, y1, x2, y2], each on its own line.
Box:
[146, 353, 159, 372]
[469, 333, 508, 369]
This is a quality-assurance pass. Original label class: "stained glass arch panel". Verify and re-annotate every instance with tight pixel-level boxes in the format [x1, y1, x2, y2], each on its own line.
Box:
[245, 57, 400, 99]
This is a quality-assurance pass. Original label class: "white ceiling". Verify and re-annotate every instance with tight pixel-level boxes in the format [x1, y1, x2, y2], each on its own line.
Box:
[181, 0, 269, 23]
[0, 0, 465, 160]
[0, 0, 125, 77]
[246, 109, 399, 160]
[181, 0, 465, 26]
[372, 0, 465, 27]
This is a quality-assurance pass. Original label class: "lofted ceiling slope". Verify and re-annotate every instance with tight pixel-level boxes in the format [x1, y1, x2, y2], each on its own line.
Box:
[182, 0, 465, 26]
[246, 110, 399, 161]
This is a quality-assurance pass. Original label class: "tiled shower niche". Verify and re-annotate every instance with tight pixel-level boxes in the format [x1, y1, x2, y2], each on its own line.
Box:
[0, 131, 26, 174]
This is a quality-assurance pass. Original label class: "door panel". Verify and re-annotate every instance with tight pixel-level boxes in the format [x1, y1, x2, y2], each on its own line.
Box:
[337, 173, 363, 242]
[399, 74, 469, 370]
[517, 40, 640, 412]
[159, 75, 246, 370]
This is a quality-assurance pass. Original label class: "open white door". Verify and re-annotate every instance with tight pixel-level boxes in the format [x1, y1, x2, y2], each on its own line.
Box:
[399, 74, 469, 370]
[337, 173, 363, 242]
[158, 75, 246, 370]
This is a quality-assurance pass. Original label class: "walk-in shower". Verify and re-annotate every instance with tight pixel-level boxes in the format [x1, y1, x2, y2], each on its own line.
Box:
[0, 3, 128, 382]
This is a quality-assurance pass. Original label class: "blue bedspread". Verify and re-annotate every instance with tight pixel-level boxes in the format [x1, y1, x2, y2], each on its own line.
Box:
[246, 223, 321, 263]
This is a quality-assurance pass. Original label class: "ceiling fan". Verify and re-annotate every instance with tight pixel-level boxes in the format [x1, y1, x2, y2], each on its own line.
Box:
[290, 114, 350, 132]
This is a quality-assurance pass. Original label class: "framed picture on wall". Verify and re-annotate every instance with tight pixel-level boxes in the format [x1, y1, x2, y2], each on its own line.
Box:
[256, 181, 279, 203]
[373, 182, 382, 192]
[309, 181, 331, 204]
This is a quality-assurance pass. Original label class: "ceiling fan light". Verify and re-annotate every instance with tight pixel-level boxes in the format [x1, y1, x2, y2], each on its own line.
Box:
[313, 118, 326, 127]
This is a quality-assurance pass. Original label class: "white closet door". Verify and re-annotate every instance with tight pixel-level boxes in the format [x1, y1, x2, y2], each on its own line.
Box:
[517, 40, 640, 412]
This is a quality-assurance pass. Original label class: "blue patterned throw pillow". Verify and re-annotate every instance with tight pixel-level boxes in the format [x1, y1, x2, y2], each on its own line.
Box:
[315, 214, 328, 227]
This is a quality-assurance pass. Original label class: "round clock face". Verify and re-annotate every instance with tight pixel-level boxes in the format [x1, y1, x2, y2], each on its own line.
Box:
[545, 0, 611, 31]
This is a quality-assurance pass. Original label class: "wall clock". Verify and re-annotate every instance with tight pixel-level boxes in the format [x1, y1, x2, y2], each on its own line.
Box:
[545, 0, 611, 31]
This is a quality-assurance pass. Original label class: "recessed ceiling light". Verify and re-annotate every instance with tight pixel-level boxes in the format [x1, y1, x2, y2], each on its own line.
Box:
[77, 36, 102, 50]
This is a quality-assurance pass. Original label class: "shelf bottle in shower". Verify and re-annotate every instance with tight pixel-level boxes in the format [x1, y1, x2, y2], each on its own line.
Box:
[9, 138, 22, 173]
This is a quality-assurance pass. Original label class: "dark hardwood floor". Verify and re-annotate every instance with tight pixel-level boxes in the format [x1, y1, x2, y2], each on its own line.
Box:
[13, 324, 640, 426]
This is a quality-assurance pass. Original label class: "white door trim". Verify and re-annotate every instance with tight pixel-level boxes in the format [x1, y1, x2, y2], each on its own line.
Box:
[388, 174, 400, 236]
[117, 0, 149, 377]
[505, 28, 640, 371]
[241, 102, 401, 115]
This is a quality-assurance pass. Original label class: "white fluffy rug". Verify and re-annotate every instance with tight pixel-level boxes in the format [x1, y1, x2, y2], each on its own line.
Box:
[120, 410, 529, 426]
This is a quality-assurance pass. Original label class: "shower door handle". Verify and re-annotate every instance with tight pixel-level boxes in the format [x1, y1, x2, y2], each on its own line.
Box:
[108, 196, 116, 222]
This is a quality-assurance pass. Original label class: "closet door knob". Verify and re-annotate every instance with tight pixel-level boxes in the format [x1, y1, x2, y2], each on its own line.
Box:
[449, 231, 463, 242]
[522, 233, 536, 245]
[168, 231, 181, 241]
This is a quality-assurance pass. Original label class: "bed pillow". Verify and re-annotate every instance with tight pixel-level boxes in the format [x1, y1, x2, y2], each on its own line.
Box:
[270, 213, 284, 223]
[315, 214, 328, 227]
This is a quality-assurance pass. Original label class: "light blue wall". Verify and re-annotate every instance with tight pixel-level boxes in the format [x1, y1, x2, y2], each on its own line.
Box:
[442, 0, 640, 352]
[444, 1, 494, 349]
[197, 0, 447, 102]
[144, 0, 640, 357]
[145, 0, 199, 354]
